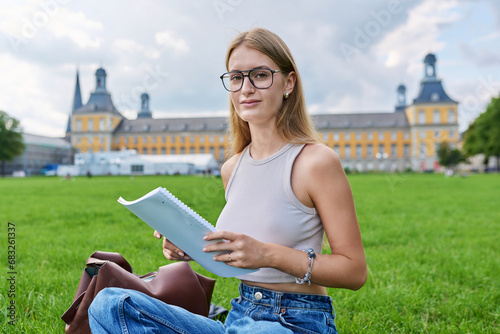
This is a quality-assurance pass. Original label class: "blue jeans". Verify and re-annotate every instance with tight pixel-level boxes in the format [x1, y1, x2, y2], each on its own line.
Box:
[88, 283, 337, 334]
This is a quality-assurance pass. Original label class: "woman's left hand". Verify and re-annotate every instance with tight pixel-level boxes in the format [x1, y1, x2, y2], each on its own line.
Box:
[202, 230, 268, 269]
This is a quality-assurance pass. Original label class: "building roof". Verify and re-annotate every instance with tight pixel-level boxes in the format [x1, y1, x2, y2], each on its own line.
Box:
[114, 115, 230, 133]
[312, 112, 410, 129]
[112, 111, 409, 135]
[413, 79, 458, 104]
[74, 91, 123, 116]
[23, 133, 71, 148]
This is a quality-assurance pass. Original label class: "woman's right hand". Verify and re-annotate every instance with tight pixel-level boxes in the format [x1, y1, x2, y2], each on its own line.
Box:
[154, 230, 192, 261]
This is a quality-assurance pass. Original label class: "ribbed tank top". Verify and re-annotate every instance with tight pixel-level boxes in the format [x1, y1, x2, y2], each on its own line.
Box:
[216, 143, 324, 283]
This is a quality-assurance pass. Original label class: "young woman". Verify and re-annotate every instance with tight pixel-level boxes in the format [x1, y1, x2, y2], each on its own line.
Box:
[89, 28, 367, 334]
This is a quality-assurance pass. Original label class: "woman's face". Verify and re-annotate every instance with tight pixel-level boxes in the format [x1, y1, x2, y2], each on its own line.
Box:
[227, 45, 295, 127]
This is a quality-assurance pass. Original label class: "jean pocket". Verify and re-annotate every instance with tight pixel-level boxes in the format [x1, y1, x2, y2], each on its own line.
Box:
[278, 309, 337, 334]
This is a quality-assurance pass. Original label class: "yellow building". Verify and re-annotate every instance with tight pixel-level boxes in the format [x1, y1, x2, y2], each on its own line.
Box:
[66, 53, 459, 172]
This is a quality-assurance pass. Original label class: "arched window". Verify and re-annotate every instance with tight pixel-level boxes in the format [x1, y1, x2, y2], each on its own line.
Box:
[433, 110, 440, 124]
[448, 109, 455, 124]
[419, 110, 425, 124]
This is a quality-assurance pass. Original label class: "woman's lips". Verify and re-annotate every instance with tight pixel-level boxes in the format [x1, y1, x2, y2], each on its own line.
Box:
[240, 99, 261, 107]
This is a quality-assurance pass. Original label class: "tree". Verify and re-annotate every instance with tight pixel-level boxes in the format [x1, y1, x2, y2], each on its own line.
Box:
[437, 141, 465, 170]
[0, 111, 25, 176]
[463, 96, 500, 171]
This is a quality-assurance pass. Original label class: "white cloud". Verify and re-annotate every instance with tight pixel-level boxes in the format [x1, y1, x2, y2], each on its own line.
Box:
[46, 8, 104, 49]
[374, 0, 462, 70]
[155, 30, 189, 55]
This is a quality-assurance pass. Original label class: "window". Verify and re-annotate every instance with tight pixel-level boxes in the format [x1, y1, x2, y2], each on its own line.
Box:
[344, 133, 350, 140]
[219, 147, 225, 160]
[124, 137, 128, 144]
[152, 148, 157, 155]
[356, 144, 362, 158]
[88, 119, 94, 131]
[404, 144, 409, 157]
[161, 147, 166, 154]
[171, 136, 176, 143]
[181, 147, 186, 154]
[200, 136, 205, 143]
[356, 132, 361, 140]
[367, 144, 373, 158]
[378, 144, 385, 155]
[333, 145, 340, 155]
[200, 146, 205, 154]
[210, 135, 215, 143]
[367, 132, 373, 140]
[190, 147, 195, 154]
[99, 118, 105, 131]
[420, 143, 426, 157]
[449, 130, 454, 138]
[404, 132, 409, 140]
[210, 147, 214, 155]
[419, 110, 425, 124]
[143, 136, 147, 144]
[391, 132, 396, 140]
[435, 130, 440, 138]
[180, 136, 185, 143]
[190, 135, 195, 143]
[142, 148, 147, 154]
[433, 110, 440, 124]
[333, 133, 339, 141]
[391, 144, 397, 157]
[171, 147, 177, 154]
[344, 145, 351, 158]
[162, 136, 166, 143]
[448, 109, 455, 124]
[420, 131, 426, 139]
[152, 136, 156, 144]
[133, 137, 138, 144]
[131, 165, 144, 173]
[76, 119, 82, 131]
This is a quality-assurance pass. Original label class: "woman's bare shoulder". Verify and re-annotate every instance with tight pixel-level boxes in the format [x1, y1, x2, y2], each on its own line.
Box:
[298, 143, 342, 172]
[221, 153, 242, 189]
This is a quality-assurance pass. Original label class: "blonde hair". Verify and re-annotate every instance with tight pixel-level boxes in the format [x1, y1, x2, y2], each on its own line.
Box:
[225, 28, 321, 155]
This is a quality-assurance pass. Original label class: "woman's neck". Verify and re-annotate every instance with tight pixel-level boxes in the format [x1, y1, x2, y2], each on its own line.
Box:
[248, 125, 286, 160]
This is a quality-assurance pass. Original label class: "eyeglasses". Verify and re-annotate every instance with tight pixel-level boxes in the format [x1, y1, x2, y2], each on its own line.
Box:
[220, 68, 282, 92]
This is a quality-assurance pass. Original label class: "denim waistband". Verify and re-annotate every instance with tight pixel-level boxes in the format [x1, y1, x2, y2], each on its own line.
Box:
[239, 283, 333, 312]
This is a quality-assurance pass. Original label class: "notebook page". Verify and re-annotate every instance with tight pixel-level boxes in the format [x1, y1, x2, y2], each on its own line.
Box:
[118, 187, 257, 277]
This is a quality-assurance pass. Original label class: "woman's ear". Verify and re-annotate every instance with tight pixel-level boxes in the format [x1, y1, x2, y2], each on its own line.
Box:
[285, 71, 297, 95]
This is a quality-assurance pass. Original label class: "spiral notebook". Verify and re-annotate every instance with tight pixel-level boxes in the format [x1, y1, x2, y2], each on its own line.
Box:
[118, 187, 257, 278]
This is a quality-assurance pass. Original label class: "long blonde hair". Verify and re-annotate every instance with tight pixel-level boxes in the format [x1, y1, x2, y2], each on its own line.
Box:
[225, 28, 320, 155]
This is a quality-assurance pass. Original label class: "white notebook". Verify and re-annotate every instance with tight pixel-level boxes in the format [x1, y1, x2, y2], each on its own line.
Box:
[118, 187, 257, 277]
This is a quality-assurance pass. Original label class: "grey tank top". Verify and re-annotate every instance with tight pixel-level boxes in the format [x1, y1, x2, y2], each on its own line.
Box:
[216, 143, 324, 283]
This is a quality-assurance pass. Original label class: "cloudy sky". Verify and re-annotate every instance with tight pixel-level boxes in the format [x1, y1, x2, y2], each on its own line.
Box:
[0, 0, 499, 137]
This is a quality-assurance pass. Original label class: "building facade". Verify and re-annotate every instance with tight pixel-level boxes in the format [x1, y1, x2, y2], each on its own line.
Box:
[66, 53, 459, 172]
[4, 133, 73, 176]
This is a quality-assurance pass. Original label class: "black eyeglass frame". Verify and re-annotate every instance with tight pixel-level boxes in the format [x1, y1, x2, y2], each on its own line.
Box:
[219, 68, 282, 92]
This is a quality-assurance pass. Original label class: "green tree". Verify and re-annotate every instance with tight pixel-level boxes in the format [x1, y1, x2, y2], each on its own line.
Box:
[0, 111, 25, 176]
[437, 141, 465, 170]
[464, 96, 500, 170]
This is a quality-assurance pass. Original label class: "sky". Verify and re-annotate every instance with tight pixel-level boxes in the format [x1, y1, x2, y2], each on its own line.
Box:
[0, 0, 499, 138]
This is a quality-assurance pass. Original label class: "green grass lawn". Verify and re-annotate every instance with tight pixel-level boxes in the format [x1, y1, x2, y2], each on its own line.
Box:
[0, 173, 498, 333]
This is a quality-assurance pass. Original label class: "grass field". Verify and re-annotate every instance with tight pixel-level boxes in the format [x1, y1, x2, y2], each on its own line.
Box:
[0, 173, 498, 333]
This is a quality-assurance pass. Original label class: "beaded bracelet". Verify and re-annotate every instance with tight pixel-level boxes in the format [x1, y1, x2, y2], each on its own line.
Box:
[295, 248, 316, 285]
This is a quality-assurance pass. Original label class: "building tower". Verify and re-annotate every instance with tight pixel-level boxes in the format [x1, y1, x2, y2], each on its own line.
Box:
[405, 53, 459, 171]
[137, 93, 152, 118]
[65, 70, 83, 140]
[69, 67, 124, 153]
[395, 84, 407, 112]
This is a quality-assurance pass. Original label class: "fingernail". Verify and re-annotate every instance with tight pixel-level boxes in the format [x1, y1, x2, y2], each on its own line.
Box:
[203, 236, 208, 240]
[178, 251, 184, 257]
[202, 248, 207, 252]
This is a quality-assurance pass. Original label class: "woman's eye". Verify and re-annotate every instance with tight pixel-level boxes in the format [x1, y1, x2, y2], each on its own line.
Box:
[253, 71, 269, 79]
[230, 74, 243, 81]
